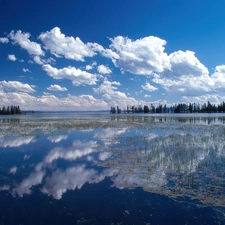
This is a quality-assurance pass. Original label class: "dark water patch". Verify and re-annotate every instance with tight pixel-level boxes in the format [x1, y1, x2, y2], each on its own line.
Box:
[0, 180, 224, 225]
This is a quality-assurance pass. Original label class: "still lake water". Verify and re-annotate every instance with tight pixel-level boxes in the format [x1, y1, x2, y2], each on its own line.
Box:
[1, 112, 225, 225]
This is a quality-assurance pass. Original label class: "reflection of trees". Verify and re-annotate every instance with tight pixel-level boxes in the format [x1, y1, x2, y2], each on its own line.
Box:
[1, 115, 225, 136]
[98, 123, 225, 207]
[0, 117, 132, 136]
[0, 118, 20, 123]
[0, 117, 107, 136]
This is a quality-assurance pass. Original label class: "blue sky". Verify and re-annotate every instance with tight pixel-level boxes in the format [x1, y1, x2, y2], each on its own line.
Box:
[1, 0, 225, 111]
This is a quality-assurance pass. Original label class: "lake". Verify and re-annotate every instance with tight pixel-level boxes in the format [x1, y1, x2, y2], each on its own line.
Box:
[0, 112, 225, 225]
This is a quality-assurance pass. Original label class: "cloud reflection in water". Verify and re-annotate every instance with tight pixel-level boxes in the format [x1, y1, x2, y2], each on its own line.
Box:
[41, 165, 116, 199]
[13, 170, 46, 197]
[44, 140, 98, 163]
[0, 136, 34, 147]
[47, 135, 68, 143]
[11, 137, 115, 198]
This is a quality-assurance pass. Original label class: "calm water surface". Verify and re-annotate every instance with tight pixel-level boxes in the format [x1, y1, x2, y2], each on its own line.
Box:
[0, 112, 225, 224]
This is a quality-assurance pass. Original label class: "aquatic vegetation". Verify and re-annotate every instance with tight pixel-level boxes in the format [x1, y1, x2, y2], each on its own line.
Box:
[96, 117, 225, 208]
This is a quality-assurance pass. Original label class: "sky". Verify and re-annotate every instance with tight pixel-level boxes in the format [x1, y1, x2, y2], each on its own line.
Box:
[1, 0, 225, 111]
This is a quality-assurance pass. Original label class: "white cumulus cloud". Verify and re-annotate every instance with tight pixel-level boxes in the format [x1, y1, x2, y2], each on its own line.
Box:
[152, 50, 213, 96]
[0, 81, 36, 93]
[86, 65, 93, 70]
[93, 80, 138, 108]
[9, 30, 44, 56]
[39, 27, 95, 61]
[166, 50, 209, 78]
[0, 37, 9, 43]
[85, 61, 97, 71]
[0, 89, 108, 111]
[22, 68, 31, 73]
[97, 65, 112, 74]
[32, 56, 55, 65]
[8, 54, 17, 61]
[109, 36, 170, 75]
[88, 42, 119, 59]
[211, 65, 225, 92]
[47, 84, 67, 91]
[35, 93, 108, 111]
[42, 64, 97, 86]
[141, 82, 158, 92]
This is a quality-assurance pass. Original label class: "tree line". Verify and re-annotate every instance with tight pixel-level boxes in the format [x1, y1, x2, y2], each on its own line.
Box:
[0, 106, 21, 115]
[110, 101, 225, 114]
